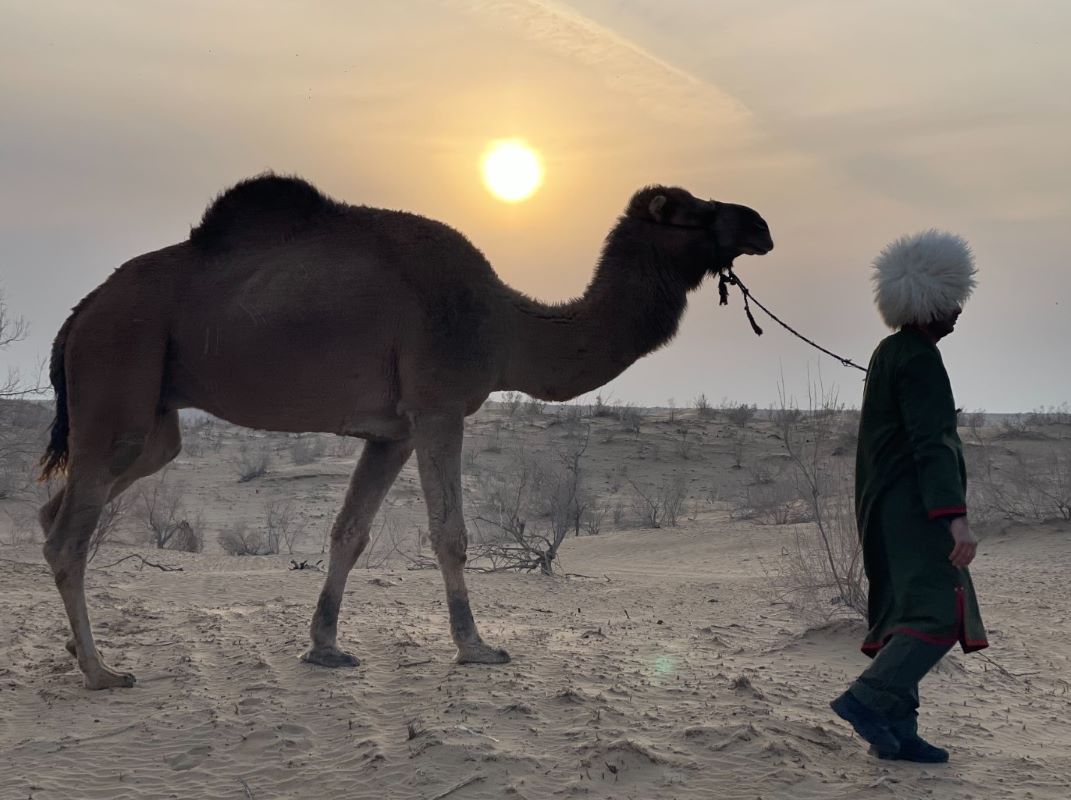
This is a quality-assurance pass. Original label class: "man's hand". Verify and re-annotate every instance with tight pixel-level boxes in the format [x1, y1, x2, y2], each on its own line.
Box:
[948, 516, 977, 567]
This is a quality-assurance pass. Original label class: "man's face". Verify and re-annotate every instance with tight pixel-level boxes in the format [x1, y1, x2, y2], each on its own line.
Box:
[929, 306, 963, 340]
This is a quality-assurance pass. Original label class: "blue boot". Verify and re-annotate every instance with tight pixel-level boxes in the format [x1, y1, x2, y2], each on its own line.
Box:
[830, 691, 901, 758]
[870, 713, 949, 763]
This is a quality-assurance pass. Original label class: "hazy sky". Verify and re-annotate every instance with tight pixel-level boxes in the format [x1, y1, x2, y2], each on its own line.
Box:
[2, 1, 1069, 412]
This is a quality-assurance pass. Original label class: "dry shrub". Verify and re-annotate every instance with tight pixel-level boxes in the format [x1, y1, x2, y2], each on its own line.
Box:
[468, 430, 592, 573]
[1025, 404, 1071, 426]
[591, 394, 613, 418]
[694, 393, 714, 418]
[770, 376, 867, 618]
[769, 492, 867, 621]
[583, 499, 606, 535]
[0, 399, 48, 501]
[675, 426, 695, 459]
[218, 522, 269, 556]
[976, 447, 1071, 523]
[616, 403, 643, 433]
[627, 473, 687, 528]
[727, 428, 749, 470]
[135, 471, 203, 551]
[358, 508, 409, 568]
[234, 443, 271, 482]
[265, 499, 307, 554]
[722, 401, 757, 427]
[735, 481, 809, 526]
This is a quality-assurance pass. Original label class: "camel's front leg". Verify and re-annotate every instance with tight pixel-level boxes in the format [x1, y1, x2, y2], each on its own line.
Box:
[412, 411, 510, 665]
[302, 439, 413, 667]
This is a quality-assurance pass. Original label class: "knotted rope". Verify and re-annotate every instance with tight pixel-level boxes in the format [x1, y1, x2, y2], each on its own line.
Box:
[718, 268, 869, 374]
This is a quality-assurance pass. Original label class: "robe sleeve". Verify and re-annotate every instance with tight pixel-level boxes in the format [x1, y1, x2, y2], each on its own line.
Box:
[895, 350, 967, 519]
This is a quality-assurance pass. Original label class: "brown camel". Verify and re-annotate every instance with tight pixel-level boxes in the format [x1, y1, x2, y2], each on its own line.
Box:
[38, 174, 773, 689]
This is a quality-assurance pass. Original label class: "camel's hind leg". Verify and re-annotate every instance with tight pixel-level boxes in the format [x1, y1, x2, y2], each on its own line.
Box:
[411, 411, 509, 665]
[41, 411, 180, 689]
[302, 438, 413, 668]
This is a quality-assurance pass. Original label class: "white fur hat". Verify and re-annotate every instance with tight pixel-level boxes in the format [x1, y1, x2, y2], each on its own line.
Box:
[871, 230, 977, 329]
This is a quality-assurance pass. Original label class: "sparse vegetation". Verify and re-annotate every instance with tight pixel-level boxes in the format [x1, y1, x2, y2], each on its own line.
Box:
[722, 401, 757, 428]
[217, 522, 269, 556]
[468, 428, 593, 574]
[234, 443, 272, 482]
[265, 499, 307, 554]
[135, 471, 204, 552]
[763, 378, 867, 619]
[694, 393, 713, 418]
[627, 474, 687, 529]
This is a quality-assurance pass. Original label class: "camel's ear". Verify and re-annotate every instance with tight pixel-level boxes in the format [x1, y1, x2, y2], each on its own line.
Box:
[648, 195, 667, 222]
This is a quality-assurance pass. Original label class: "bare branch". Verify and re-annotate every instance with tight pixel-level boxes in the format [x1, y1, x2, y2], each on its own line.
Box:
[95, 553, 183, 572]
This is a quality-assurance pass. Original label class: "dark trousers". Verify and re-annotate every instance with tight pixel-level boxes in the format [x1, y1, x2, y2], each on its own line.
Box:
[849, 634, 954, 724]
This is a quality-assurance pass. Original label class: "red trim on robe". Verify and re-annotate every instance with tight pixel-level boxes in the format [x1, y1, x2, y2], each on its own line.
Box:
[861, 585, 988, 655]
[927, 506, 967, 520]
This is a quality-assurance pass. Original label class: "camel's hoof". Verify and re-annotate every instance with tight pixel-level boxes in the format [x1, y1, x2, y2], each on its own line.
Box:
[300, 646, 361, 668]
[455, 642, 511, 665]
[84, 666, 136, 690]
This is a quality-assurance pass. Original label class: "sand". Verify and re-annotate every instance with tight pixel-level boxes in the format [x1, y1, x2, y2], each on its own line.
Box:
[1, 408, 1070, 799]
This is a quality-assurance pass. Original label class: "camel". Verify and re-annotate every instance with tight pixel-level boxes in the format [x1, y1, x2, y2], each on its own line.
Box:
[37, 174, 773, 689]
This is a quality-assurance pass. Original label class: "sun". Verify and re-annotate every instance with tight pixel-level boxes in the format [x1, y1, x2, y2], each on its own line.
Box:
[481, 139, 543, 203]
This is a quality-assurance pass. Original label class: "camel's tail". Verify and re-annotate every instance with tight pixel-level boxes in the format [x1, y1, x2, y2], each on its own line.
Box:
[39, 316, 72, 481]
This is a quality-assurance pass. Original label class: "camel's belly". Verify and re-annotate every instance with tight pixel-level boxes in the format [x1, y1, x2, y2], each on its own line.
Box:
[164, 329, 409, 439]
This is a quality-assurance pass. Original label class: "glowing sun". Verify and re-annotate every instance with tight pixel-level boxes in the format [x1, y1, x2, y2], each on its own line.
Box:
[481, 139, 543, 203]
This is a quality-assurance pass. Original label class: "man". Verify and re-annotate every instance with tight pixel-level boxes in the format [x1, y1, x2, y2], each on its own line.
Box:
[831, 230, 988, 764]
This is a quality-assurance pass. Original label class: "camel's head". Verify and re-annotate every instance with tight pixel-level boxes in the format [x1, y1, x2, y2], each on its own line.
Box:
[626, 186, 773, 274]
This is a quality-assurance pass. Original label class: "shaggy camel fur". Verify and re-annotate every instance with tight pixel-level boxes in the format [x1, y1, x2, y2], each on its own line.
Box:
[39, 174, 773, 689]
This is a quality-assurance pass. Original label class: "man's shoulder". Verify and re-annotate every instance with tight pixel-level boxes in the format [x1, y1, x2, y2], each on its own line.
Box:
[875, 329, 939, 361]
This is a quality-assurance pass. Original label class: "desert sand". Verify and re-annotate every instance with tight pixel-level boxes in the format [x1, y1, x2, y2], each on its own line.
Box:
[2, 404, 1069, 799]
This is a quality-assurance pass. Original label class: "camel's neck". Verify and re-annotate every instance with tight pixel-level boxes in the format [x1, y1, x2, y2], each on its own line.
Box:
[496, 228, 705, 400]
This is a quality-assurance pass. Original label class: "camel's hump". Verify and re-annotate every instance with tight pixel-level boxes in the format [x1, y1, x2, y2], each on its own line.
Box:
[189, 173, 343, 252]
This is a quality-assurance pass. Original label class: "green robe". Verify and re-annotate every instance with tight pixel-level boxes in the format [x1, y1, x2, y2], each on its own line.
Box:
[855, 328, 988, 656]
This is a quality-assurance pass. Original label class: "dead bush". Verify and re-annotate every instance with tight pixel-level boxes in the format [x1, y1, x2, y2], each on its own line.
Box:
[583, 499, 606, 535]
[723, 401, 757, 427]
[735, 481, 808, 526]
[591, 394, 614, 418]
[468, 429, 592, 574]
[771, 376, 866, 618]
[674, 426, 695, 459]
[218, 522, 270, 556]
[234, 443, 271, 482]
[768, 492, 867, 621]
[617, 403, 643, 433]
[1025, 404, 1071, 426]
[265, 499, 307, 554]
[135, 471, 203, 551]
[976, 447, 1071, 522]
[358, 508, 409, 568]
[627, 473, 687, 528]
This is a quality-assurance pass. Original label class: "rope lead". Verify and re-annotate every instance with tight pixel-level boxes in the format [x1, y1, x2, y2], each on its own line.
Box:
[717, 268, 868, 374]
